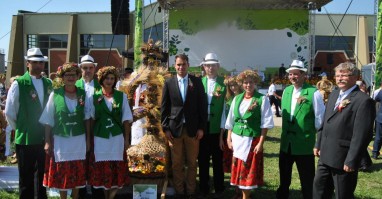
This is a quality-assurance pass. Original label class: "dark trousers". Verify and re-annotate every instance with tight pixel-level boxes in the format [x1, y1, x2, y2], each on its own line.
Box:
[198, 133, 225, 194]
[16, 144, 47, 199]
[373, 122, 382, 156]
[269, 96, 280, 116]
[276, 150, 315, 199]
[313, 161, 358, 199]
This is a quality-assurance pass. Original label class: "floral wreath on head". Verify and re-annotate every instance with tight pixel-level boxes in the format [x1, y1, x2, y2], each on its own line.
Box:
[96, 66, 119, 81]
[56, 62, 80, 78]
[236, 70, 260, 86]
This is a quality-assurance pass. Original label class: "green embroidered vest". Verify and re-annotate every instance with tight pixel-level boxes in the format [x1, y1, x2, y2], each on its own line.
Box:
[75, 78, 101, 93]
[15, 72, 52, 145]
[52, 87, 86, 137]
[232, 92, 263, 137]
[281, 84, 317, 155]
[93, 89, 123, 138]
[202, 76, 226, 134]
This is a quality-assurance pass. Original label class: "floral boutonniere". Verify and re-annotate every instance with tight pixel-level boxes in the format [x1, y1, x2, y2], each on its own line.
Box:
[97, 95, 103, 104]
[78, 95, 85, 106]
[188, 78, 194, 91]
[213, 86, 222, 98]
[30, 90, 38, 101]
[112, 101, 120, 109]
[296, 96, 307, 104]
[338, 99, 351, 112]
[247, 100, 258, 112]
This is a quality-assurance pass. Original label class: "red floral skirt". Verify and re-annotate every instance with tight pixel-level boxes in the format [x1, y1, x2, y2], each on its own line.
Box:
[43, 153, 86, 190]
[88, 151, 129, 189]
[223, 139, 233, 173]
[230, 137, 264, 189]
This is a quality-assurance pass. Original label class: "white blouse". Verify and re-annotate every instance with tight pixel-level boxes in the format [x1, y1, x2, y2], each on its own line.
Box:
[39, 92, 91, 162]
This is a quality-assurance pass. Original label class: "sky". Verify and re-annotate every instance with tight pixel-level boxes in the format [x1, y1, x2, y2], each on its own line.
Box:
[0, 0, 375, 66]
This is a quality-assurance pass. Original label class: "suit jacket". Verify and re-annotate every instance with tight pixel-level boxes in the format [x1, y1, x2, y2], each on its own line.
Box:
[161, 74, 207, 138]
[315, 87, 375, 170]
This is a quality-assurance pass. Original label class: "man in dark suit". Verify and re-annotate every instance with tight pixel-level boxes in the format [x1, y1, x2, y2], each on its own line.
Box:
[161, 54, 208, 199]
[313, 62, 375, 199]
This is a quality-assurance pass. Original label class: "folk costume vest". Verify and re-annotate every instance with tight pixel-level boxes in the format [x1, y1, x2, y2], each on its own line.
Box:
[93, 89, 123, 138]
[281, 84, 316, 155]
[232, 92, 263, 137]
[52, 87, 86, 137]
[202, 76, 226, 134]
[75, 78, 101, 93]
[15, 72, 52, 145]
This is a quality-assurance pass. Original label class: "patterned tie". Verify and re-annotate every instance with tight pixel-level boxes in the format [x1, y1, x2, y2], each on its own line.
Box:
[180, 78, 185, 102]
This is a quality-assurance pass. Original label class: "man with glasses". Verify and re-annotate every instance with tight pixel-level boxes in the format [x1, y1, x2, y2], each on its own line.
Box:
[277, 60, 325, 199]
[5, 48, 52, 199]
[198, 53, 226, 198]
[313, 62, 375, 199]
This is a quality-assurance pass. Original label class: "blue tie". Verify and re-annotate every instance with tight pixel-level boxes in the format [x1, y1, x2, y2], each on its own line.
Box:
[180, 78, 185, 102]
[334, 93, 343, 110]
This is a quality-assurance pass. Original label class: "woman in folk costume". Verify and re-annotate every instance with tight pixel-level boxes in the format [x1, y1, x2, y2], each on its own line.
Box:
[225, 70, 274, 199]
[223, 76, 243, 173]
[39, 62, 88, 199]
[88, 66, 133, 199]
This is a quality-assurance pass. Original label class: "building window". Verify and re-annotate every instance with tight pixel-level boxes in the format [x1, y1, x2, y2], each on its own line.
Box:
[27, 34, 68, 73]
[80, 34, 125, 56]
[144, 23, 163, 42]
[27, 34, 68, 56]
[315, 36, 355, 58]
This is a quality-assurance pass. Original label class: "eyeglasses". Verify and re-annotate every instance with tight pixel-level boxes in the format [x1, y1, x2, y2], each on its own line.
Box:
[30, 61, 44, 64]
[335, 74, 353, 78]
[63, 74, 77, 78]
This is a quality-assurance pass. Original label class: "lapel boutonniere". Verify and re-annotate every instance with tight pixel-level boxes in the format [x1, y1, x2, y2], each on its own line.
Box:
[97, 95, 103, 104]
[338, 99, 351, 112]
[188, 78, 194, 91]
[78, 95, 85, 106]
[247, 100, 258, 112]
[30, 90, 38, 101]
[296, 96, 307, 104]
[112, 100, 119, 109]
[213, 85, 222, 98]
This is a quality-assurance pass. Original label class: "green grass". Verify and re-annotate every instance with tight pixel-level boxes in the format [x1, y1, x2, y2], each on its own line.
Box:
[1, 127, 381, 198]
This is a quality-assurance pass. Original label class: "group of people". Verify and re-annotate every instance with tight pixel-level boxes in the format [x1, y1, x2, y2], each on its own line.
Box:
[5, 48, 133, 199]
[2, 47, 376, 199]
[162, 54, 375, 199]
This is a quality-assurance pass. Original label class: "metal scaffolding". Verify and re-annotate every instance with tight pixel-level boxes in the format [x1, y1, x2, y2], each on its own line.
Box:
[308, 2, 316, 75]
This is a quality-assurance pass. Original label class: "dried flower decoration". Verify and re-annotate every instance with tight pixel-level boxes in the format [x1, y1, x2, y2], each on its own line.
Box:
[213, 86, 222, 97]
[78, 95, 84, 106]
[188, 78, 194, 91]
[247, 100, 258, 112]
[296, 96, 307, 104]
[338, 99, 351, 112]
[30, 90, 38, 100]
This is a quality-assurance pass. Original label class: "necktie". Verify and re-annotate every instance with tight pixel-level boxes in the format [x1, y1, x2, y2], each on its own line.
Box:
[180, 78, 185, 102]
[334, 93, 343, 111]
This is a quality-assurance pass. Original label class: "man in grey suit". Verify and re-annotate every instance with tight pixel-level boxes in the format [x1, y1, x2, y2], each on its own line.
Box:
[161, 54, 208, 199]
[313, 62, 375, 199]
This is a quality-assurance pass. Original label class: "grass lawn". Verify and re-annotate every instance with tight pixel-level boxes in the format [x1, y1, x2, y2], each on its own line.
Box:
[1, 127, 381, 198]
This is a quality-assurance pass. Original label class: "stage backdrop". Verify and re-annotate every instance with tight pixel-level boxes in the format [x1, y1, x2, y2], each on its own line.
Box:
[169, 9, 309, 73]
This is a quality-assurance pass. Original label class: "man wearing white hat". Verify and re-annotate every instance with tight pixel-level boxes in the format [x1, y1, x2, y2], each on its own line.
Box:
[276, 60, 325, 199]
[198, 53, 226, 198]
[5, 47, 52, 199]
[75, 54, 102, 198]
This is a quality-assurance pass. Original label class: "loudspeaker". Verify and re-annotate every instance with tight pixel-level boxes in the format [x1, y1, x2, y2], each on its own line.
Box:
[327, 53, 334, 65]
[111, 0, 130, 35]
